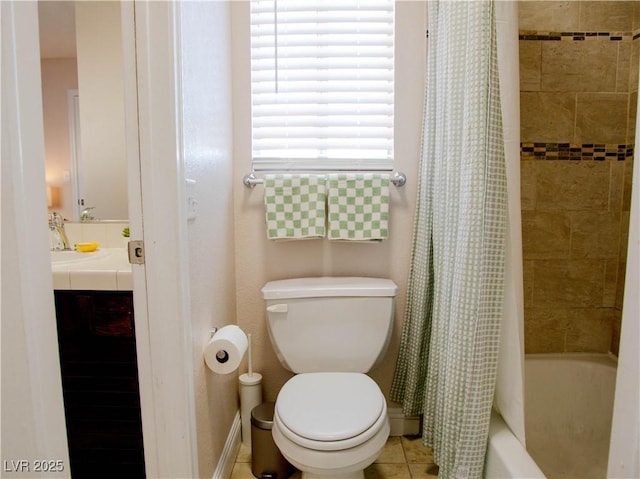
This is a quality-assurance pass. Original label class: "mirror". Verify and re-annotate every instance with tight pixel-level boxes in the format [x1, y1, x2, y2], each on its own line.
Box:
[39, 1, 128, 221]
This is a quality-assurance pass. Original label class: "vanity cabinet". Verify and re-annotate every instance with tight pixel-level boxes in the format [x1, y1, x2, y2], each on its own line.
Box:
[54, 290, 145, 478]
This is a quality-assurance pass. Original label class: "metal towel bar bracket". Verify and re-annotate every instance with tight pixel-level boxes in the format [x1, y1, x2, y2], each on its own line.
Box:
[243, 171, 407, 188]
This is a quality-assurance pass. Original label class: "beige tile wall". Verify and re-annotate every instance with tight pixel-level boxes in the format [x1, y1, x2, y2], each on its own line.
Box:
[519, 1, 637, 356]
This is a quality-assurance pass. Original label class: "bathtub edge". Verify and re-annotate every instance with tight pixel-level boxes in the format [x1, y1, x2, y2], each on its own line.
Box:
[485, 409, 546, 479]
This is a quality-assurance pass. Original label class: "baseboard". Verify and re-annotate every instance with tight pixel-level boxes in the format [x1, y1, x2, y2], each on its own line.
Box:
[212, 410, 242, 479]
[388, 407, 421, 436]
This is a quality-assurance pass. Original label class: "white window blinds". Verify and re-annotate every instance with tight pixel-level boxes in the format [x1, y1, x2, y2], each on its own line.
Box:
[250, 0, 395, 171]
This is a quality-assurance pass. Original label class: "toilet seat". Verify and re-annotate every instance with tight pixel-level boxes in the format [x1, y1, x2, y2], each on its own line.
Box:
[274, 372, 387, 452]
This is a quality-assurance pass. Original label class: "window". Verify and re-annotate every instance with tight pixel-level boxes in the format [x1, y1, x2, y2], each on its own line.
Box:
[250, 0, 395, 171]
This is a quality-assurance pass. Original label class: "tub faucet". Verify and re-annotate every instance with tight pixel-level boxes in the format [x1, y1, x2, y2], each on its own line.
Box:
[80, 206, 96, 222]
[49, 212, 71, 251]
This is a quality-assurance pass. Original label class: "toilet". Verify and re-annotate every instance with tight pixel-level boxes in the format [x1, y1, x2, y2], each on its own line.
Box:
[262, 277, 398, 479]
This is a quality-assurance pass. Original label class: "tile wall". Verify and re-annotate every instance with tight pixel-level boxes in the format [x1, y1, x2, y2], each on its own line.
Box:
[519, 1, 638, 355]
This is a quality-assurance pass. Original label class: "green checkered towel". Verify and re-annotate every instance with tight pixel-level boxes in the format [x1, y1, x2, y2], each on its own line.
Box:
[327, 173, 390, 241]
[264, 174, 326, 240]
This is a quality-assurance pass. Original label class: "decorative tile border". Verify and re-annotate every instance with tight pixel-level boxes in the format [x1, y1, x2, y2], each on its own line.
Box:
[432, 28, 640, 41]
[521, 143, 634, 161]
[519, 30, 634, 41]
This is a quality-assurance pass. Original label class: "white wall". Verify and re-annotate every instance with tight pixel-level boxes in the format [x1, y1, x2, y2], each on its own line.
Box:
[41, 58, 78, 220]
[178, 2, 238, 477]
[75, 1, 127, 220]
[231, 1, 428, 402]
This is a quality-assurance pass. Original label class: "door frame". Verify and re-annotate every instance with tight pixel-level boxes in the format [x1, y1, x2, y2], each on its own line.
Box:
[67, 89, 81, 221]
[127, 2, 199, 477]
[1, 2, 70, 470]
[1, 2, 199, 477]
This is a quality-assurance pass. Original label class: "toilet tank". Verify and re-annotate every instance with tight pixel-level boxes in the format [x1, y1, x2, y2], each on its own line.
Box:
[261, 277, 397, 374]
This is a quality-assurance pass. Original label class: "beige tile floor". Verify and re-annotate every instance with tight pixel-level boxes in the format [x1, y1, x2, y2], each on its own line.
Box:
[231, 436, 439, 479]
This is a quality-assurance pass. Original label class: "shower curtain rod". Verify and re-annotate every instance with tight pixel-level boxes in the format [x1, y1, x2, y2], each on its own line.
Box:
[242, 171, 407, 188]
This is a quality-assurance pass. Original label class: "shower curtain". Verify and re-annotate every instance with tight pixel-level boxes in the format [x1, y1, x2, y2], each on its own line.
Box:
[391, 2, 517, 477]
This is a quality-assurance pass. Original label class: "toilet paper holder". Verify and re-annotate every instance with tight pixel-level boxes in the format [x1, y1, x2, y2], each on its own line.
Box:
[210, 327, 225, 362]
[204, 325, 249, 374]
[208, 325, 262, 447]
[207, 326, 256, 375]
[209, 327, 233, 363]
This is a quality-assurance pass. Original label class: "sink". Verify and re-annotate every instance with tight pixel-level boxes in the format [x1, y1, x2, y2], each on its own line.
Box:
[51, 249, 111, 264]
[51, 248, 131, 290]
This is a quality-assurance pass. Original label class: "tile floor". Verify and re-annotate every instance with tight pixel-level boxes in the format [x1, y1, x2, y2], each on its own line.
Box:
[231, 436, 439, 479]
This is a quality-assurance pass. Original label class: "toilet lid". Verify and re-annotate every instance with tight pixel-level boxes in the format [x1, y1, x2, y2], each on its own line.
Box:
[276, 372, 385, 442]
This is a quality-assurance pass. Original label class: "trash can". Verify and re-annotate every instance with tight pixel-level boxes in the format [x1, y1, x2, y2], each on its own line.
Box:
[251, 402, 295, 479]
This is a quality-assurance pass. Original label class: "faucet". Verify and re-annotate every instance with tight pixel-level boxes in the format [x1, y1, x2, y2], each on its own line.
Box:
[80, 206, 96, 222]
[49, 212, 71, 251]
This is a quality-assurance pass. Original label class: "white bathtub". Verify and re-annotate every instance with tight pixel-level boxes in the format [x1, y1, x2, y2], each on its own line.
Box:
[486, 410, 546, 478]
[485, 353, 617, 479]
[525, 353, 617, 479]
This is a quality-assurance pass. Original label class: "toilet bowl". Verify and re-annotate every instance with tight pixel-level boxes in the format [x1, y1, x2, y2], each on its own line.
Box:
[272, 372, 389, 479]
[262, 277, 398, 479]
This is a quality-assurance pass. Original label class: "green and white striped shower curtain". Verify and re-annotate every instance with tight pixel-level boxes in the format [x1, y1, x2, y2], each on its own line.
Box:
[391, 2, 508, 478]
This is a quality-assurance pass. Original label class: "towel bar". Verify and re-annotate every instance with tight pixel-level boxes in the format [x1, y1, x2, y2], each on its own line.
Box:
[243, 171, 407, 188]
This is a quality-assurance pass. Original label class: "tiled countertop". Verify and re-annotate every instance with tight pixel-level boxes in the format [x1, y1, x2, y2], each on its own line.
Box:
[51, 248, 132, 291]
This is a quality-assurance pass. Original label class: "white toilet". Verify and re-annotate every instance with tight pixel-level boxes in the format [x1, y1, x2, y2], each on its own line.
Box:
[261, 277, 398, 479]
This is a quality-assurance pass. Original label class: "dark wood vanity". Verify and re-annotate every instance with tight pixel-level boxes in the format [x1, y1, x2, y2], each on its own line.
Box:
[54, 290, 145, 478]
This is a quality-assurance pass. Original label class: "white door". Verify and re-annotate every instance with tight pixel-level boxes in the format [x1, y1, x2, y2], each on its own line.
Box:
[1, 2, 198, 477]
[126, 2, 200, 477]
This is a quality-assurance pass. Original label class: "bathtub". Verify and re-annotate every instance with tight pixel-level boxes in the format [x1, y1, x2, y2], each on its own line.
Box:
[525, 353, 617, 479]
[486, 410, 546, 478]
[485, 353, 617, 479]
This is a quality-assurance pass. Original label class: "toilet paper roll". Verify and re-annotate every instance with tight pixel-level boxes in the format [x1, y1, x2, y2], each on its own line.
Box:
[204, 325, 248, 374]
